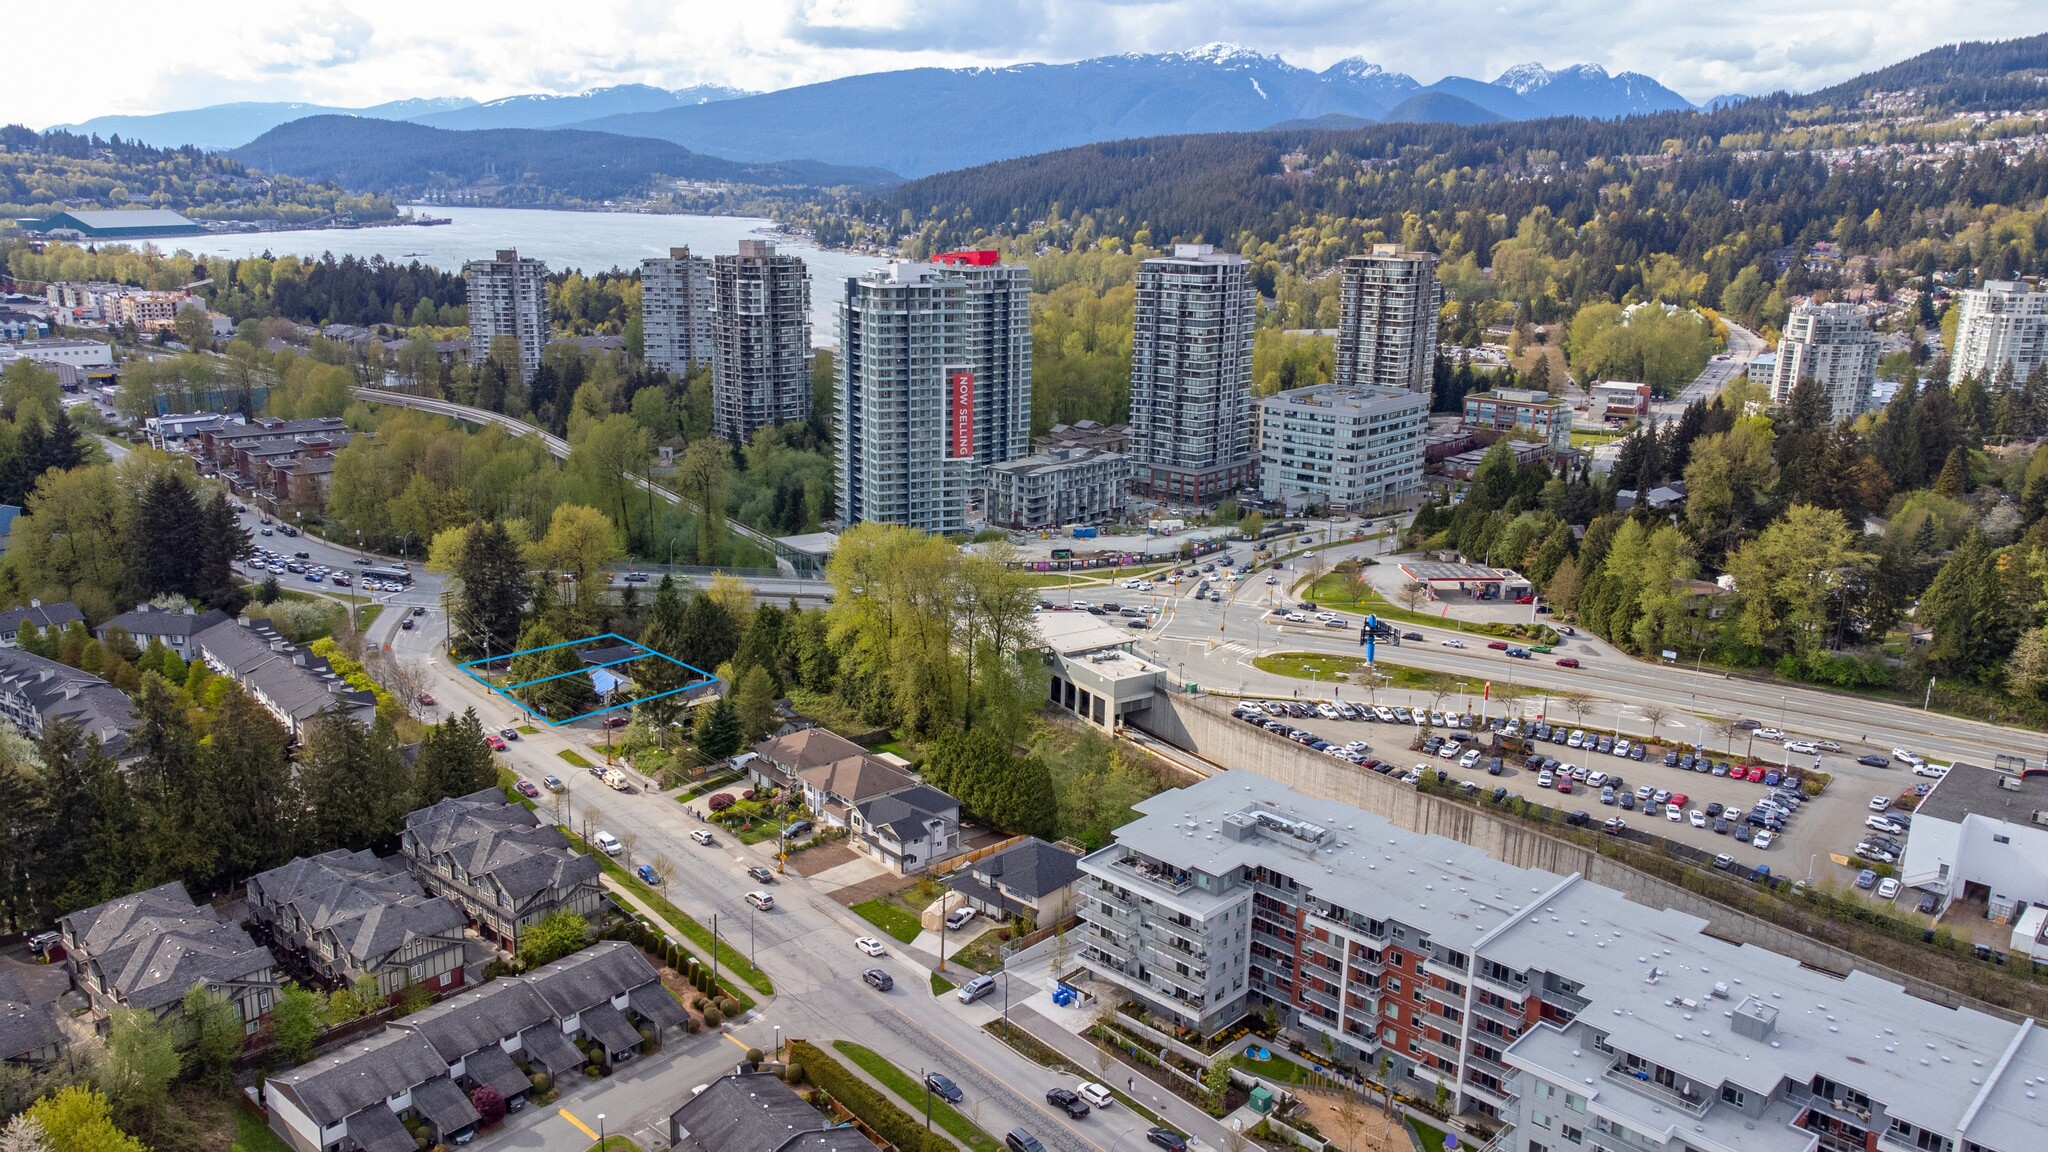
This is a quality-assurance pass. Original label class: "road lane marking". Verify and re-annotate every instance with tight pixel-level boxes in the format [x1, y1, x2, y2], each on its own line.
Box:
[722, 1031, 755, 1054]
[557, 1108, 597, 1139]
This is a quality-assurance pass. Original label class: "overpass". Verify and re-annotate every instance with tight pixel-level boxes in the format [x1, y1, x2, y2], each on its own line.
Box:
[350, 387, 815, 573]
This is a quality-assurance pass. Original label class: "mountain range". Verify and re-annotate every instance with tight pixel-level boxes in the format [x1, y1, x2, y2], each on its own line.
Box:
[54, 46, 1699, 177]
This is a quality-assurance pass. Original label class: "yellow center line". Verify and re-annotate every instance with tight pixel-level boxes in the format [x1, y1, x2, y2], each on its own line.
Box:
[557, 1108, 597, 1140]
[722, 1030, 757, 1053]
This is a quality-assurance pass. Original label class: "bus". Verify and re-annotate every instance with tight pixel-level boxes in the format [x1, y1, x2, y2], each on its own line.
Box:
[362, 565, 413, 586]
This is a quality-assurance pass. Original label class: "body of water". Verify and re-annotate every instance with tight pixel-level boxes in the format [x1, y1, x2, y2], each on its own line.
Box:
[189, 205, 883, 343]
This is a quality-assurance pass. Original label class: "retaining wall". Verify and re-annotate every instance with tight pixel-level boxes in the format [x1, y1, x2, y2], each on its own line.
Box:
[1136, 693, 2001, 1016]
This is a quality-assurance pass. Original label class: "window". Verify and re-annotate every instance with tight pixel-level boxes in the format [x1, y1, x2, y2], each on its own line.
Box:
[1992, 834, 2011, 845]
[1723, 1085, 1748, 1108]
[1566, 1093, 1587, 1114]
[1531, 1112, 1552, 1130]
[1561, 1125, 1583, 1145]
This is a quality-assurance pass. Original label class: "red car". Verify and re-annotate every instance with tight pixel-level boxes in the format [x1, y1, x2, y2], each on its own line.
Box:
[1486, 641, 1510, 650]
[486, 734, 507, 752]
[1556, 778, 1574, 794]
[514, 779, 539, 797]
[1746, 765, 1767, 782]
[417, 692, 437, 707]
[1555, 657, 1580, 668]
[1515, 595, 1535, 604]
[1669, 793, 1690, 810]
[601, 715, 629, 728]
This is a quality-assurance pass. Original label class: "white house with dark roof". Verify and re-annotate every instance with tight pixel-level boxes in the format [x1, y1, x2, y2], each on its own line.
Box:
[851, 784, 961, 875]
[57, 881, 277, 1033]
[95, 604, 232, 658]
[263, 941, 686, 1152]
[245, 850, 470, 999]
[400, 789, 604, 951]
[194, 617, 377, 738]
[945, 836, 1084, 925]
[0, 600, 82, 647]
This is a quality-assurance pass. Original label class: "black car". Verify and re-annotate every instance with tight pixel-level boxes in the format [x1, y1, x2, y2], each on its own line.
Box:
[1046, 1087, 1090, 1118]
[1565, 810, 1592, 827]
[1917, 892, 1941, 915]
[1146, 1129, 1190, 1151]
[1402, 631, 1423, 641]
[1628, 745, 1646, 761]
[1664, 749, 1680, 766]
[1857, 754, 1891, 768]
[924, 1072, 963, 1103]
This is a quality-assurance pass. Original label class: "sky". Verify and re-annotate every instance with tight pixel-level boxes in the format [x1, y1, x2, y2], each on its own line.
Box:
[12, 0, 2046, 129]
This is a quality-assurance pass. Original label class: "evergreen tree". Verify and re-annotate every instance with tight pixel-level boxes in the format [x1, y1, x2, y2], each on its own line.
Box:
[299, 711, 412, 850]
[453, 520, 528, 659]
[1932, 446, 1971, 497]
[128, 676, 217, 893]
[414, 708, 498, 808]
[207, 685, 297, 884]
[130, 473, 202, 601]
[195, 493, 250, 611]
[694, 696, 743, 759]
[677, 592, 741, 671]
[634, 575, 693, 730]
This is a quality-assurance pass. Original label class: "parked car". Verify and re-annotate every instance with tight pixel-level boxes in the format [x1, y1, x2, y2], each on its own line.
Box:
[1146, 1129, 1190, 1152]
[1858, 754, 1891, 768]
[1046, 1088, 1090, 1118]
[636, 864, 658, 884]
[542, 775, 565, 792]
[690, 829, 716, 846]
[945, 906, 979, 930]
[1077, 1083, 1114, 1109]
[1855, 869, 1878, 890]
[855, 936, 887, 957]
[514, 779, 539, 798]
[925, 1073, 964, 1103]
[959, 975, 997, 1004]
[747, 865, 776, 883]
[1876, 877, 1900, 900]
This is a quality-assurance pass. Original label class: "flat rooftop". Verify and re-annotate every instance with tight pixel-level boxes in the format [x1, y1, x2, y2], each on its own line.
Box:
[1913, 761, 2048, 825]
[1031, 609, 1142, 656]
[1398, 561, 1522, 583]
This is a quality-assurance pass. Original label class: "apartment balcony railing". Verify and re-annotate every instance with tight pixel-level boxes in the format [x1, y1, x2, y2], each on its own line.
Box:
[1469, 997, 1524, 1029]
[1604, 1063, 1710, 1117]
[1106, 854, 1194, 894]
[1415, 1033, 1462, 1066]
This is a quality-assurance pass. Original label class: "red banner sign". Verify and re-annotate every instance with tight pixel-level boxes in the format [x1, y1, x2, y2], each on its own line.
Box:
[949, 369, 975, 459]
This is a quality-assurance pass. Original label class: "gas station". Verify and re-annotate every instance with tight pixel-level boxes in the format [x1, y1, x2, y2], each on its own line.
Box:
[1395, 561, 1533, 602]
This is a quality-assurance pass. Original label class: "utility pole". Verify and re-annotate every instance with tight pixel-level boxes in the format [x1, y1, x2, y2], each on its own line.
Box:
[712, 911, 720, 988]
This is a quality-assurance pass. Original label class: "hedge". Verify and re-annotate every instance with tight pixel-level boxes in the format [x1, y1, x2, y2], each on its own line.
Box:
[789, 1041, 959, 1152]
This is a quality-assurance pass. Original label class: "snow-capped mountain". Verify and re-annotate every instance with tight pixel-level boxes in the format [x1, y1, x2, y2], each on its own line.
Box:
[1491, 62, 1696, 117]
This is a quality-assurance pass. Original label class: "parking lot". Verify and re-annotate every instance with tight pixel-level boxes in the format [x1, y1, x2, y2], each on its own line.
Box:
[1228, 700, 1900, 881]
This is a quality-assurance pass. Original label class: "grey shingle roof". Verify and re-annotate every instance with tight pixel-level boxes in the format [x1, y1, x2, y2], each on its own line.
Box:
[409, 1074, 481, 1134]
[628, 983, 688, 1032]
[96, 606, 230, 645]
[267, 1029, 450, 1127]
[247, 850, 464, 968]
[524, 940, 664, 1018]
[0, 644, 139, 757]
[672, 1073, 842, 1152]
[193, 618, 375, 727]
[575, 1001, 641, 1054]
[459, 1044, 531, 1100]
[0, 601, 83, 635]
[963, 836, 1082, 902]
[340, 1101, 415, 1152]
[0, 956, 66, 1063]
[58, 881, 274, 1012]
[854, 783, 958, 842]
[402, 789, 600, 903]
[517, 1025, 582, 1076]
[406, 979, 552, 1063]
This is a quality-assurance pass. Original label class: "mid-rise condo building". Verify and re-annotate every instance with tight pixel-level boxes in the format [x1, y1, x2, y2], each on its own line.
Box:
[1336, 245, 1442, 394]
[1257, 384, 1428, 511]
[1129, 245, 1256, 503]
[1773, 302, 1880, 420]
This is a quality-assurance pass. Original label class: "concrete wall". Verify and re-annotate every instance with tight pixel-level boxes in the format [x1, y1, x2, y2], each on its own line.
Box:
[1136, 692, 1994, 1015]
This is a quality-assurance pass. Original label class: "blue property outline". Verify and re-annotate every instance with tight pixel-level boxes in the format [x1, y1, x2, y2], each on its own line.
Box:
[455, 632, 716, 727]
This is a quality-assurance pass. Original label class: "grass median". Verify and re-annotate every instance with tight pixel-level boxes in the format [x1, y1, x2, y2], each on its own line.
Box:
[833, 1040, 1003, 1152]
[555, 826, 772, 1001]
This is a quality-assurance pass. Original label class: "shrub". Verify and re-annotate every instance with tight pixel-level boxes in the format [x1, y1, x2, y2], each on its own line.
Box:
[528, 1071, 551, 1094]
[718, 996, 739, 1016]
[784, 1062, 806, 1085]
[745, 1047, 765, 1068]
[470, 1086, 506, 1125]
[742, 788, 758, 801]
[788, 1041, 959, 1152]
[707, 793, 736, 813]
[703, 1007, 724, 1028]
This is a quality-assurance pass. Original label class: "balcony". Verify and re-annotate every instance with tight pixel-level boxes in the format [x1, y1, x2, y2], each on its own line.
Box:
[1464, 1046, 1512, 1079]
[1146, 932, 1209, 963]
[1301, 982, 1342, 1014]
[1463, 1075, 1515, 1109]
[1107, 853, 1194, 894]
[1603, 1063, 1710, 1117]
[1415, 1032, 1462, 1065]
[1472, 967, 1531, 1002]
[1469, 997, 1524, 1029]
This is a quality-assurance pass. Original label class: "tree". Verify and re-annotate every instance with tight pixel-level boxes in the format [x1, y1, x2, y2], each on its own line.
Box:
[517, 910, 591, 969]
[207, 685, 297, 884]
[532, 503, 621, 591]
[1723, 505, 1869, 657]
[694, 696, 744, 760]
[25, 1087, 144, 1152]
[470, 1085, 507, 1126]
[733, 666, 778, 744]
[677, 592, 742, 673]
[677, 433, 730, 564]
[298, 711, 413, 850]
[1397, 581, 1428, 612]
[0, 1114, 52, 1152]
[182, 986, 244, 1093]
[922, 728, 1057, 839]
[453, 520, 528, 659]
[271, 983, 325, 1065]
[635, 575, 693, 733]
[98, 1009, 178, 1132]
[414, 708, 499, 808]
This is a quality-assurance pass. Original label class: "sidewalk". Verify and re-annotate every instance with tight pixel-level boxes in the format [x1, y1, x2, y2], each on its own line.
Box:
[1003, 1004, 1234, 1149]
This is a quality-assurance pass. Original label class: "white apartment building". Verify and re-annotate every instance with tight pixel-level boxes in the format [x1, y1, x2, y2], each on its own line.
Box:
[1080, 771, 2043, 1152]
[1336, 245, 1442, 394]
[640, 246, 713, 376]
[711, 240, 812, 443]
[1129, 245, 1256, 503]
[985, 446, 1131, 530]
[931, 251, 1033, 480]
[1257, 384, 1427, 511]
[1773, 302, 1881, 420]
[836, 262, 973, 534]
[464, 249, 549, 383]
[1950, 280, 2048, 387]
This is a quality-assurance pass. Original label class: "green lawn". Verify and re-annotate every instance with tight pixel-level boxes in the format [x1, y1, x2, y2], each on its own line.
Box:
[852, 897, 925, 944]
[931, 971, 956, 996]
[1251, 652, 1374, 681]
[1306, 574, 1559, 643]
[833, 1041, 1004, 1152]
[1408, 1117, 1453, 1152]
[1231, 1046, 1311, 1084]
[233, 1110, 294, 1152]
[558, 749, 596, 768]
[517, 724, 539, 735]
[581, 1139, 644, 1152]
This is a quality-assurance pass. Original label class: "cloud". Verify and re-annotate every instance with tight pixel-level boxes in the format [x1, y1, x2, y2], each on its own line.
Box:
[8, 0, 2045, 129]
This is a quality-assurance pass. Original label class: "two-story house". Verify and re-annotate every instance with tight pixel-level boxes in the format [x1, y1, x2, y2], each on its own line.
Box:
[0, 600, 82, 647]
[245, 850, 470, 1000]
[57, 881, 278, 1034]
[945, 836, 1084, 926]
[95, 604, 232, 660]
[400, 790, 604, 952]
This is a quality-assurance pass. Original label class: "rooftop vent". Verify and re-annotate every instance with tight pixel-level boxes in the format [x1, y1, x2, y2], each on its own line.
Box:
[1732, 996, 1778, 1042]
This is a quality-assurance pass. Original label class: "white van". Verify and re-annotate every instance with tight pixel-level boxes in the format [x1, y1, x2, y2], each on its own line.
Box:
[593, 831, 623, 856]
[957, 974, 997, 1004]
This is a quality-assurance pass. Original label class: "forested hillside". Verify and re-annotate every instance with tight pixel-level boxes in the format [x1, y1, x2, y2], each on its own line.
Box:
[0, 125, 397, 224]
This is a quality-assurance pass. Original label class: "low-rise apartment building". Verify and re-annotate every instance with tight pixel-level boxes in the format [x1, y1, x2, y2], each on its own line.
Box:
[0, 644, 140, 760]
[1257, 384, 1427, 511]
[193, 618, 377, 738]
[264, 941, 687, 1152]
[985, 446, 1131, 529]
[0, 600, 84, 647]
[1078, 771, 2041, 1152]
[1462, 388, 1573, 458]
[57, 882, 277, 1033]
[245, 850, 469, 999]
[400, 789, 605, 951]
[95, 604, 231, 658]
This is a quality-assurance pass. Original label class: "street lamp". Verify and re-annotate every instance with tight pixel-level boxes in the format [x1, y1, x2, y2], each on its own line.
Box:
[597, 1113, 606, 1150]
